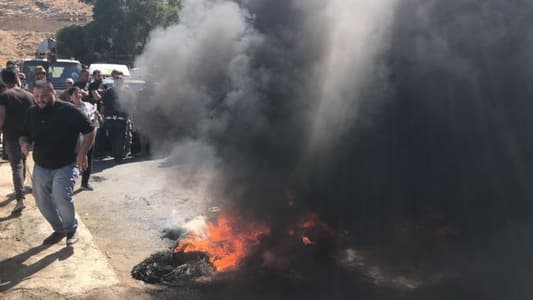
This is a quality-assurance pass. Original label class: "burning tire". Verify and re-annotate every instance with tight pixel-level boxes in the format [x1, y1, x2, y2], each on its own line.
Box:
[131, 250, 215, 286]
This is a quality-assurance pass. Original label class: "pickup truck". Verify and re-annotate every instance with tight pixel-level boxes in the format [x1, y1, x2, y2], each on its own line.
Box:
[20, 58, 82, 93]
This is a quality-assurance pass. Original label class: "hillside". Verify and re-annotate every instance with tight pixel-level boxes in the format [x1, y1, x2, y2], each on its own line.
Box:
[0, 0, 93, 66]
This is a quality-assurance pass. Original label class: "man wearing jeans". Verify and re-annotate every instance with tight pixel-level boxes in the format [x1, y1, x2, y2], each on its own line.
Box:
[20, 81, 95, 245]
[0, 68, 34, 214]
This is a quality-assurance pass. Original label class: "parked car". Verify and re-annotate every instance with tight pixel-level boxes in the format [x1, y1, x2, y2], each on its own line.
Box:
[20, 58, 82, 93]
[88, 63, 131, 77]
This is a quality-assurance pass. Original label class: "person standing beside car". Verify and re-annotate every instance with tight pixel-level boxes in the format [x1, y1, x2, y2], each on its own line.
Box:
[59, 78, 74, 101]
[101, 75, 129, 164]
[88, 70, 103, 104]
[5, 60, 16, 71]
[74, 68, 90, 100]
[28, 66, 47, 90]
[18, 73, 27, 90]
[67, 86, 98, 191]
[87, 70, 106, 158]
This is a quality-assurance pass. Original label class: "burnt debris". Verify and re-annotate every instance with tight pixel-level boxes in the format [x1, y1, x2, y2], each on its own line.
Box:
[132, 251, 215, 286]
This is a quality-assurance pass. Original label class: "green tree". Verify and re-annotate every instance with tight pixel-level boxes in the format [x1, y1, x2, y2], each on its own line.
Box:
[56, 25, 86, 59]
[57, 0, 180, 65]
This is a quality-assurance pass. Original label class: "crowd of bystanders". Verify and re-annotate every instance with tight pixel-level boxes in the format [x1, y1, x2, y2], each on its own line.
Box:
[0, 59, 133, 246]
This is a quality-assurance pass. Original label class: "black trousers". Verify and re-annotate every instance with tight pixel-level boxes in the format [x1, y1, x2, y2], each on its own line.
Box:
[5, 139, 26, 200]
[2, 133, 8, 160]
[106, 120, 127, 163]
[81, 145, 94, 185]
[94, 127, 107, 158]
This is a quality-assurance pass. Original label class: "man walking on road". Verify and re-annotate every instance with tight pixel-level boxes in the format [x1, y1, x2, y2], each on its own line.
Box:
[20, 81, 95, 245]
[0, 69, 34, 214]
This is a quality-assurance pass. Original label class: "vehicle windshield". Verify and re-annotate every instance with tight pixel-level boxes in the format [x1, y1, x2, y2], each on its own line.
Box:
[22, 61, 82, 90]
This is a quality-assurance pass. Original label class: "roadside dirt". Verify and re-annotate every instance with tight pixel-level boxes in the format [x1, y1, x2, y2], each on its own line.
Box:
[0, 0, 92, 66]
[0, 31, 50, 63]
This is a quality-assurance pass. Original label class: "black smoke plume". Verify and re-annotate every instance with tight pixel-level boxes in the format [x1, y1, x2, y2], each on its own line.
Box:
[128, 0, 533, 298]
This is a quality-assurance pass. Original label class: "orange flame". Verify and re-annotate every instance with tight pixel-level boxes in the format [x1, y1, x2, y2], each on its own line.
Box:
[298, 213, 323, 230]
[174, 214, 270, 272]
[302, 236, 314, 245]
[293, 213, 336, 244]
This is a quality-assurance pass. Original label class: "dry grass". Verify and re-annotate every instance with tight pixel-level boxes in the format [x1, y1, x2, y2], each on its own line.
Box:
[0, 0, 93, 66]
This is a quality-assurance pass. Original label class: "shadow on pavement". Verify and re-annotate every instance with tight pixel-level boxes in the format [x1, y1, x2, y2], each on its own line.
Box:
[0, 187, 33, 208]
[0, 244, 74, 292]
[0, 211, 22, 222]
[91, 154, 153, 175]
[0, 195, 16, 208]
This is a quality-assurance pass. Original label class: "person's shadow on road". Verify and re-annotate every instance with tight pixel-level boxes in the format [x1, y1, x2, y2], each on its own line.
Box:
[0, 187, 33, 210]
[0, 211, 22, 222]
[0, 194, 16, 208]
[91, 153, 152, 175]
[0, 244, 74, 292]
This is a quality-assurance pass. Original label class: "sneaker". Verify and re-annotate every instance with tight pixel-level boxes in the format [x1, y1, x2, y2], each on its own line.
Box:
[43, 232, 66, 245]
[66, 231, 79, 245]
[80, 183, 94, 191]
[11, 200, 26, 214]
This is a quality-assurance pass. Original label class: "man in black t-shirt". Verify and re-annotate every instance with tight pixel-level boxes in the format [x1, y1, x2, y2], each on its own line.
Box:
[29, 66, 47, 90]
[0, 69, 34, 214]
[5, 61, 16, 70]
[20, 80, 95, 245]
[88, 70, 103, 104]
[74, 69, 90, 99]
[87, 70, 106, 157]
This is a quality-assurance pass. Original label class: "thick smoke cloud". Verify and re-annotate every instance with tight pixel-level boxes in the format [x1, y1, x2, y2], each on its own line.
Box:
[129, 0, 533, 297]
[132, 0, 397, 217]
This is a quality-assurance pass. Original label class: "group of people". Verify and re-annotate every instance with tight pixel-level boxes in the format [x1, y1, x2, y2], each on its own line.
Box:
[65, 68, 132, 166]
[0, 60, 130, 246]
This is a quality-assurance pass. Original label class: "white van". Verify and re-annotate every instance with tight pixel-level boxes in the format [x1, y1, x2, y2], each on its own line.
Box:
[88, 63, 131, 77]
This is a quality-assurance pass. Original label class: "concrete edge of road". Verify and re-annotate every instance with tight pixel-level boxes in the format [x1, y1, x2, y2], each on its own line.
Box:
[0, 158, 120, 298]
